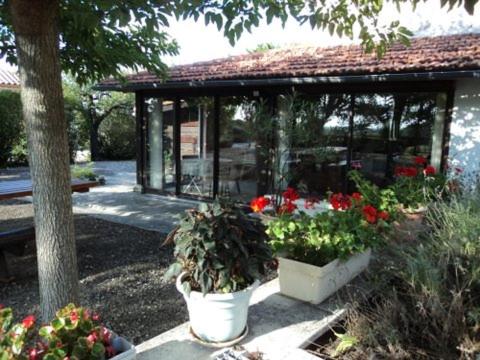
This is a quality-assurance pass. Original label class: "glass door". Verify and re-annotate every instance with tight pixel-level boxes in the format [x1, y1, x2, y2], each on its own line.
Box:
[145, 98, 176, 193]
[179, 98, 215, 197]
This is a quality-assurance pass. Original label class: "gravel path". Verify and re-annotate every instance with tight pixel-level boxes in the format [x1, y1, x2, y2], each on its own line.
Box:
[0, 200, 187, 345]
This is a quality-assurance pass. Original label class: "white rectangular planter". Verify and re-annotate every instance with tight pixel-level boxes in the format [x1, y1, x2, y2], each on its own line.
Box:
[278, 249, 371, 305]
[111, 336, 136, 360]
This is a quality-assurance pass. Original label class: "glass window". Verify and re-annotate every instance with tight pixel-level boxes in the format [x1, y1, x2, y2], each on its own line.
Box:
[218, 97, 273, 201]
[277, 94, 351, 195]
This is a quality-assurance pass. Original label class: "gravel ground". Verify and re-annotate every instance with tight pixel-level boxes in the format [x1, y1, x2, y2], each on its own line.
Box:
[0, 200, 188, 345]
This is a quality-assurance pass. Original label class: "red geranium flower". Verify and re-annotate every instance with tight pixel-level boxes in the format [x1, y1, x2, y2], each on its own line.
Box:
[395, 166, 418, 177]
[362, 205, 378, 224]
[414, 156, 427, 165]
[424, 165, 436, 176]
[22, 315, 35, 329]
[378, 210, 389, 221]
[250, 196, 270, 213]
[279, 200, 297, 214]
[92, 313, 100, 322]
[282, 187, 300, 202]
[0, 304, 4, 310]
[330, 193, 352, 211]
[351, 192, 362, 202]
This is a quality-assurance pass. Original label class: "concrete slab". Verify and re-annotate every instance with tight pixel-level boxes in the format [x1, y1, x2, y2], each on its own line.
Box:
[136, 279, 352, 360]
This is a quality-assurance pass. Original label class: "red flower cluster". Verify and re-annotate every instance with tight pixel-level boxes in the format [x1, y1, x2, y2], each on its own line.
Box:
[250, 196, 270, 213]
[282, 187, 300, 202]
[362, 205, 389, 224]
[279, 201, 297, 214]
[351, 192, 362, 202]
[414, 156, 427, 165]
[395, 166, 418, 177]
[330, 193, 352, 211]
[424, 165, 436, 176]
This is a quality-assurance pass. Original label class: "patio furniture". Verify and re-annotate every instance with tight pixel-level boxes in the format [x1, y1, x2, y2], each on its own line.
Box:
[0, 178, 98, 282]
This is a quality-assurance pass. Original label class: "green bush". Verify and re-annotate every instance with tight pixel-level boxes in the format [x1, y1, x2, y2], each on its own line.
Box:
[98, 110, 135, 160]
[0, 90, 25, 167]
[340, 195, 480, 358]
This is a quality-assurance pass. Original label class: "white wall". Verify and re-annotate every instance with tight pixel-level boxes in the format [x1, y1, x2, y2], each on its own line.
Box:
[449, 78, 480, 176]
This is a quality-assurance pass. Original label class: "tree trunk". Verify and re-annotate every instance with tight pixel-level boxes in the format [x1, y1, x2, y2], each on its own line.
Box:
[10, 0, 79, 321]
[90, 121, 101, 161]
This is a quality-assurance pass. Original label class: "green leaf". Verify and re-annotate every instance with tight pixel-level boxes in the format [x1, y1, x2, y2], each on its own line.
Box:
[163, 262, 183, 281]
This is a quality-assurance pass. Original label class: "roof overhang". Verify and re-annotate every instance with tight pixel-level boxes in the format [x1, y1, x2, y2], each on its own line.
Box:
[95, 69, 480, 92]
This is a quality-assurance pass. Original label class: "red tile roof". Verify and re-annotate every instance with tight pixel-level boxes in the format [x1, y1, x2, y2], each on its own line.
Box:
[0, 69, 20, 88]
[100, 33, 480, 88]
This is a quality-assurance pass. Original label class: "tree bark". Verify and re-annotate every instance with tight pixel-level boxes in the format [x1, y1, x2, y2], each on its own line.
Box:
[90, 121, 101, 161]
[9, 0, 79, 321]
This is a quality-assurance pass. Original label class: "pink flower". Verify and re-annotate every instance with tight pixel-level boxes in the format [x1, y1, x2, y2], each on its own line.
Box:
[29, 348, 38, 360]
[22, 315, 35, 329]
[70, 311, 79, 323]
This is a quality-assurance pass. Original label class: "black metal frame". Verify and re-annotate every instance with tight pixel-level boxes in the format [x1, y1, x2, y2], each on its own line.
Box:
[137, 80, 456, 200]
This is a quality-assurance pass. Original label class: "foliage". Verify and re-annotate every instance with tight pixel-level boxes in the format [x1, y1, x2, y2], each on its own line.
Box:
[63, 77, 135, 160]
[348, 170, 399, 217]
[0, 306, 35, 360]
[71, 163, 97, 181]
[0, 90, 24, 167]
[164, 201, 273, 295]
[1, 304, 127, 360]
[341, 195, 480, 358]
[98, 108, 135, 160]
[247, 43, 277, 53]
[35, 304, 120, 360]
[1, 1, 474, 85]
[257, 189, 390, 267]
[389, 156, 449, 210]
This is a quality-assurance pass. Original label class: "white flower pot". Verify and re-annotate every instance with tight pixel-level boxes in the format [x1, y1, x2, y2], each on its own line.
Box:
[110, 335, 136, 360]
[176, 272, 259, 343]
[278, 249, 371, 305]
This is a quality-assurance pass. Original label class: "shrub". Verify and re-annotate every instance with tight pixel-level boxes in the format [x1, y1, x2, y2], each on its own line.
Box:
[71, 163, 97, 181]
[98, 111, 135, 160]
[340, 195, 480, 358]
[164, 201, 273, 295]
[0, 90, 24, 167]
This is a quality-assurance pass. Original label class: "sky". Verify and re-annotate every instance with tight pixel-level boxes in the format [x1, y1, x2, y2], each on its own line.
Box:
[0, 1, 479, 71]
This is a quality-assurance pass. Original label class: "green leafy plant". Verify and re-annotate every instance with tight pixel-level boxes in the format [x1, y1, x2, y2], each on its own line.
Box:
[338, 195, 480, 358]
[71, 163, 97, 181]
[35, 304, 118, 360]
[263, 190, 390, 267]
[389, 156, 449, 211]
[348, 170, 399, 217]
[164, 201, 273, 295]
[0, 306, 35, 360]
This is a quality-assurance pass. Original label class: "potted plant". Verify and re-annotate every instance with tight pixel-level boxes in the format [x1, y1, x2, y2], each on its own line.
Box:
[0, 304, 136, 360]
[252, 189, 390, 304]
[164, 201, 273, 344]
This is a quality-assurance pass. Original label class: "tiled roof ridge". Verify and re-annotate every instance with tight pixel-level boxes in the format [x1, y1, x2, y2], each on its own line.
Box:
[99, 32, 480, 87]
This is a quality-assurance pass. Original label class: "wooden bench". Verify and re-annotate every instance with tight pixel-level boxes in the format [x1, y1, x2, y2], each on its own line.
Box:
[0, 227, 35, 281]
[0, 179, 98, 281]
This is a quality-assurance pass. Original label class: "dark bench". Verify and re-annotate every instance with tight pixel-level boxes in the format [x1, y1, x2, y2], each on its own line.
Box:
[0, 226, 35, 281]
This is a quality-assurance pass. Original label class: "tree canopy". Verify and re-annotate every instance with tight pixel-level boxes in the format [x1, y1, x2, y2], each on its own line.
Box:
[0, 0, 476, 85]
